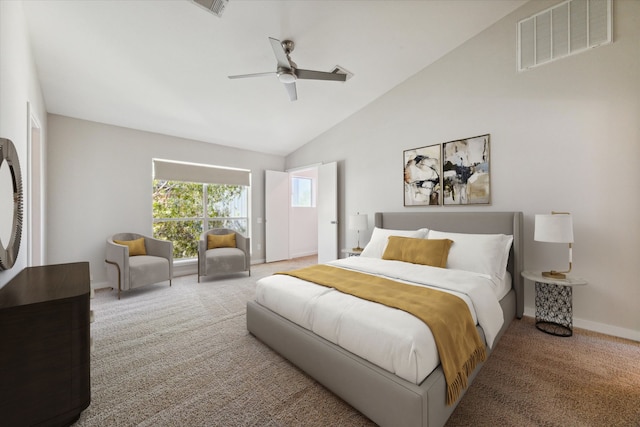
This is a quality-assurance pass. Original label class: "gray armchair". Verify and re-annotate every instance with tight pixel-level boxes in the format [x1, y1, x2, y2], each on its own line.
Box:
[105, 233, 173, 299]
[198, 228, 250, 282]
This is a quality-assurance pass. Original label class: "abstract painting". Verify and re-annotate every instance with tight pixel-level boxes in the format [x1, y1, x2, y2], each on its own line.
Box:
[403, 144, 441, 206]
[442, 134, 490, 205]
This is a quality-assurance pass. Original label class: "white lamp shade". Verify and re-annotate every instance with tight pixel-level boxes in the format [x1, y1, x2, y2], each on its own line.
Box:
[534, 214, 574, 243]
[348, 214, 368, 231]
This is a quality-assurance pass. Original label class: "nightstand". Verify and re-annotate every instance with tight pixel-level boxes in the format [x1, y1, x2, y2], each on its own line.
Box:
[521, 271, 587, 337]
[341, 248, 363, 257]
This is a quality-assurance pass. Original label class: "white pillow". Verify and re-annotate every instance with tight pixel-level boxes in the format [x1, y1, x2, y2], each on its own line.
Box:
[360, 227, 429, 259]
[427, 230, 513, 278]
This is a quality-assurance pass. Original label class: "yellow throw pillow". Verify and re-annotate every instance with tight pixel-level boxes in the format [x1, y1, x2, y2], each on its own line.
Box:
[382, 236, 453, 268]
[207, 233, 236, 249]
[114, 237, 147, 256]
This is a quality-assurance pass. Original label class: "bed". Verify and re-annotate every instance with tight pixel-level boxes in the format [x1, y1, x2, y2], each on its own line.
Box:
[247, 211, 524, 427]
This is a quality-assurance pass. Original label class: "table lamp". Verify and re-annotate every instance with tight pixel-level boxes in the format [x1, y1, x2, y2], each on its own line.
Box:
[348, 213, 368, 251]
[534, 211, 574, 279]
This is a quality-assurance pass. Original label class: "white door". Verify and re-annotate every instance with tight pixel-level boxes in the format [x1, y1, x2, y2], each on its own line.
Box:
[317, 162, 338, 263]
[265, 170, 290, 262]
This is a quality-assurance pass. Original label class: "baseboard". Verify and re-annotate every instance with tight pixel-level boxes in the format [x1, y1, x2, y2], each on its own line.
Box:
[97, 257, 266, 285]
[573, 317, 640, 342]
[523, 307, 639, 342]
[173, 260, 196, 277]
[91, 280, 111, 290]
[289, 250, 317, 259]
[174, 258, 263, 277]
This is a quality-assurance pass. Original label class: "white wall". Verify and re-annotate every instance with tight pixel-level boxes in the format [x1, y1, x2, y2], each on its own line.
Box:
[285, 0, 640, 340]
[0, 1, 47, 287]
[46, 115, 284, 287]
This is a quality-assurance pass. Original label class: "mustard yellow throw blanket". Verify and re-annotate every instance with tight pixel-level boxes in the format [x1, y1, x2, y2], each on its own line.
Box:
[276, 264, 486, 405]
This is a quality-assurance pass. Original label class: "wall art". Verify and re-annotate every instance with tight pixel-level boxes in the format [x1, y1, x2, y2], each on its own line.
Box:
[403, 134, 490, 207]
[403, 144, 441, 206]
[442, 134, 490, 205]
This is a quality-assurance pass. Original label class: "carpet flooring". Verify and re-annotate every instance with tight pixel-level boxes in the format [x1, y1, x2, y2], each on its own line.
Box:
[79, 257, 640, 427]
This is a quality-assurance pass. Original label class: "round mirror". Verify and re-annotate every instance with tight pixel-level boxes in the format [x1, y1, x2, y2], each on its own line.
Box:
[0, 138, 23, 271]
[0, 161, 12, 243]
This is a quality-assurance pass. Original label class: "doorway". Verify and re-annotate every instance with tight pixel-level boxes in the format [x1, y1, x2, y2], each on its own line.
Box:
[265, 162, 337, 263]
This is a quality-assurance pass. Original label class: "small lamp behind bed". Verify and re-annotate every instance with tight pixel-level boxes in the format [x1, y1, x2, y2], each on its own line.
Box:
[534, 212, 574, 279]
[348, 213, 368, 251]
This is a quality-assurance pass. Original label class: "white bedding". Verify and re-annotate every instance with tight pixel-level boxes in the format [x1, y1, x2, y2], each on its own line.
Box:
[255, 257, 505, 385]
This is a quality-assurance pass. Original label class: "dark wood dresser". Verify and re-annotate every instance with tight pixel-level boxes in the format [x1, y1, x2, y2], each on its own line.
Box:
[0, 262, 91, 427]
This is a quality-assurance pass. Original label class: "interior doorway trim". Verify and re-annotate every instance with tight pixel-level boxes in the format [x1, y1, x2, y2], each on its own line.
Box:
[286, 163, 321, 173]
[27, 102, 45, 266]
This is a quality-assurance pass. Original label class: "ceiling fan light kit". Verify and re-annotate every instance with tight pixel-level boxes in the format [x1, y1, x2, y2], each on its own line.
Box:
[277, 69, 296, 84]
[228, 37, 349, 101]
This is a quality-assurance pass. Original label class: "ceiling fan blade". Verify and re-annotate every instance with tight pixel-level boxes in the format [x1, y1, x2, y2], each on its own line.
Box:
[269, 37, 291, 69]
[284, 82, 297, 101]
[228, 71, 276, 79]
[296, 69, 347, 82]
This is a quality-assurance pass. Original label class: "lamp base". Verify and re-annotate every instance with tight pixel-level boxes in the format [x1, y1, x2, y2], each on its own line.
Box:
[352, 246, 363, 252]
[542, 270, 567, 280]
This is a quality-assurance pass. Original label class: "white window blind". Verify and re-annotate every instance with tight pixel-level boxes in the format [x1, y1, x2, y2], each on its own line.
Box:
[518, 0, 612, 72]
[153, 159, 250, 186]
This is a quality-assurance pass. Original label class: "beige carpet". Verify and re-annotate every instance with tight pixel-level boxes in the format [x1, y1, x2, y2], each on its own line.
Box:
[80, 258, 640, 427]
[447, 317, 640, 426]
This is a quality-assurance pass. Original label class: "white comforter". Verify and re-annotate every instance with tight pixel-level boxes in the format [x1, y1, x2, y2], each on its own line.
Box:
[255, 257, 504, 385]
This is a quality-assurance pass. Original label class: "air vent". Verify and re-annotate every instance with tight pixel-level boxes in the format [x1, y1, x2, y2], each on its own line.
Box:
[517, 0, 611, 71]
[191, 0, 228, 18]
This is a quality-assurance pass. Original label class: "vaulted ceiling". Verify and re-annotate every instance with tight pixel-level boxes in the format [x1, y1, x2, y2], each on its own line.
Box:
[22, 0, 526, 156]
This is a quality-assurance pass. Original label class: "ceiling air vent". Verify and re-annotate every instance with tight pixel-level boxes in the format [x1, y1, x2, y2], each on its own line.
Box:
[191, 0, 228, 18]
[517, 0, 611, 72]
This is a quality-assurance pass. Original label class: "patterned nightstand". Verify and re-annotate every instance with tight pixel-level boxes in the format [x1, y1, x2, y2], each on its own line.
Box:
[521, 271, 587, 337]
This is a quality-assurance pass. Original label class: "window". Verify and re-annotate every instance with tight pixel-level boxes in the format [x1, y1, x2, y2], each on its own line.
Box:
[291, 176, 313, 207]
[151, 159, 250, 260]
[153, 180, 248, 259]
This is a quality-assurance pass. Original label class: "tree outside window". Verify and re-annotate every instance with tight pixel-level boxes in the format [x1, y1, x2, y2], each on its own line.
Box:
[153, 180, 248, 259]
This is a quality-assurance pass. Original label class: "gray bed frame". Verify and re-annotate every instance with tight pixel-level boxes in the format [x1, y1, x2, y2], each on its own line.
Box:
[247, 211, 524, 427]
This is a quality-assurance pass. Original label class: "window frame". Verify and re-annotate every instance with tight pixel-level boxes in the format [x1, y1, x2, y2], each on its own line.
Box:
[152, 180, 249, 260]
[291, 176, 314, 208]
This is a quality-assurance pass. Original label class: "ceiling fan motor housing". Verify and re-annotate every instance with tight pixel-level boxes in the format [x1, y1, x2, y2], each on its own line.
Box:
[277, 68, 296, 83]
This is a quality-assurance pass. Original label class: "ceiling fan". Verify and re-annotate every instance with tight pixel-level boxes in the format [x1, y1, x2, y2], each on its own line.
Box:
[228, 37, 347, 101]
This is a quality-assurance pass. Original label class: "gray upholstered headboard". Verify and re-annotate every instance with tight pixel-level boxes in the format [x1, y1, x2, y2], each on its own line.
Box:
[374, 211, 524, 318]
